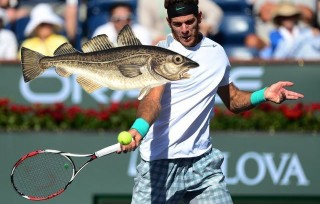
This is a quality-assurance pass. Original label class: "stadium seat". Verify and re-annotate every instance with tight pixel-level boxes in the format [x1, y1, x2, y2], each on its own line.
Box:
[86, 0, 137, 38]
[215, 13, 255, 45]
[12, 16, 30, 46]
[213, 0, 251, 14]
[224, 45, 259, 60]
[85, 13, 109, 39]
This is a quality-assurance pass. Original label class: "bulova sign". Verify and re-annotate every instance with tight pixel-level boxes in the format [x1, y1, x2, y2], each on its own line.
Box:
[222, 152, 309, 186]
[127, 150, 310, 187]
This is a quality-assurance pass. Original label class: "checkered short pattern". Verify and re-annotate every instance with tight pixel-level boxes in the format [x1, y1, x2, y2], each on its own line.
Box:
[131, 148, 233, 204]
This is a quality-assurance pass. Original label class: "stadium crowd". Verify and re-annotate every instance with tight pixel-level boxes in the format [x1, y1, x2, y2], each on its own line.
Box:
[0, 0, 319, 60]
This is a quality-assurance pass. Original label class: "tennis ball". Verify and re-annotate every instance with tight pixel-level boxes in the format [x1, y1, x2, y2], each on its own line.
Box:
[118, 131, 132, 145]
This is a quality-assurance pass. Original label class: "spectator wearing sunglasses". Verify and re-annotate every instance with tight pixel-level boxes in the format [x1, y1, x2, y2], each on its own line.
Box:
[92, 3, 152, 46]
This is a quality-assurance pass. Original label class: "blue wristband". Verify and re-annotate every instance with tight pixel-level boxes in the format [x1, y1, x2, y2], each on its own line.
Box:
[251, 87, 267, 106]
[131, 118, 150, 138]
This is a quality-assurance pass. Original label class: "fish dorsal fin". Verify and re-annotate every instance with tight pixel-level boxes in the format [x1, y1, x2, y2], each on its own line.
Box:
[55, 67, 72, 77]
[82, 35, 114, 53]
[118, 65, 142, 78]
[54, 43, 79, 56]
[117, 25, 142, 46]
[76, 76, 103, 93]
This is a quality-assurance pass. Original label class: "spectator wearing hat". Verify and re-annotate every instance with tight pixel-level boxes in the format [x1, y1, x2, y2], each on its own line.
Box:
[245, 0, 318, 59]
[1, 0, 78, 46]
[268, 1, 319, 59]
[92, 3, 152, 46]
[18, 3, 68, 59]
[0, 8, 18, 60]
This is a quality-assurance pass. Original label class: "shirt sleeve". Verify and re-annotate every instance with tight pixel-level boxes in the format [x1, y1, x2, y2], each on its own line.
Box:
[218, 63, 232, 87]
[218, 46, 232, 87]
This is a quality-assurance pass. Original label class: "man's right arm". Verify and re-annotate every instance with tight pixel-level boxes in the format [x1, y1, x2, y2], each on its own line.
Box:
[118, 85, 165, 153]
[136, 85, 165, 125]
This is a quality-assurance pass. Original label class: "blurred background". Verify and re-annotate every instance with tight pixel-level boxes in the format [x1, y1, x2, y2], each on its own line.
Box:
[1, 0, 320, 203]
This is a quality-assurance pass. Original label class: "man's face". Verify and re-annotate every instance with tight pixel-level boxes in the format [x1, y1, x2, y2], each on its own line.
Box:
[111, 6, 132, 33]
[167, 13, 202, 47]
[280, 16, 298, 30]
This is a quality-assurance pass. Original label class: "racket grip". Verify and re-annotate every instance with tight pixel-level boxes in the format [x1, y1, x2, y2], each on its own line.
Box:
[95, 143, 120, 158]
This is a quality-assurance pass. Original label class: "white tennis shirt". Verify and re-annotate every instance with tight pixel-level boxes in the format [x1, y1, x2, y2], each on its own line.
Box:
[140, 34, 232, 161]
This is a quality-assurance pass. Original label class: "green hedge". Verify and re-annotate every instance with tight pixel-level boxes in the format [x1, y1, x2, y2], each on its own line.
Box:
[1, 98, 319, 132]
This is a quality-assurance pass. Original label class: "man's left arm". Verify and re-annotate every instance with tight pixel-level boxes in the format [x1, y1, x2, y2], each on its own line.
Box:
[218, 81, 304, 114]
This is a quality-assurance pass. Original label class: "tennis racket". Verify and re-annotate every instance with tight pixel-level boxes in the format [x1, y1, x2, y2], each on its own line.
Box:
[10, 142, 121, 201]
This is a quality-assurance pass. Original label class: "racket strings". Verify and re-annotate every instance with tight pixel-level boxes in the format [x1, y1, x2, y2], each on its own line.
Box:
[12, 152, 74, 199]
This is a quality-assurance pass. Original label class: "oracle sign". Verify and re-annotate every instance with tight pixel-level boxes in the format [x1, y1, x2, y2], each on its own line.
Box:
[19, 67, 264, 105]
[19, 69, 140, 104]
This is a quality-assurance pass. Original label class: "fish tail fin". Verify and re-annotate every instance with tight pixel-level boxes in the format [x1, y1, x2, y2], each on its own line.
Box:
[21, 47, 45, 82]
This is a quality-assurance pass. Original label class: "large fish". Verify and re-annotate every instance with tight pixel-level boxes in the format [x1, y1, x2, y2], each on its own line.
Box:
[21, 25, 199, 100]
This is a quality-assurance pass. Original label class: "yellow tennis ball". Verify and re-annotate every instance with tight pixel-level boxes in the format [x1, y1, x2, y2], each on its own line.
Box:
[118, 131, 132, 145]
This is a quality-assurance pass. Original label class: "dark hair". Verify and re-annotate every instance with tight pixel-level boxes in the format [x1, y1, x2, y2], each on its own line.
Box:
[273, 14, 300, 26]
[109, 3, 133, 14]
[164, 0, 198, 9]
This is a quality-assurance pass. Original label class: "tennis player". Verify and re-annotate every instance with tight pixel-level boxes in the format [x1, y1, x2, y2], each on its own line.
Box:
[120, 0, 304, 203]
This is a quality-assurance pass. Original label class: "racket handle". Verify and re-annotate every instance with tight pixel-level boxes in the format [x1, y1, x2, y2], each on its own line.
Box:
[95, 143, 120, 158]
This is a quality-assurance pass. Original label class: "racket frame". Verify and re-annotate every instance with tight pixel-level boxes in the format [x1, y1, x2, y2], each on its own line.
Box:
[11, 143, 121, 201]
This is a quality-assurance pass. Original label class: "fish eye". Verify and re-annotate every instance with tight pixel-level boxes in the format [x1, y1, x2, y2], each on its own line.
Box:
[173, 55, 183, 64]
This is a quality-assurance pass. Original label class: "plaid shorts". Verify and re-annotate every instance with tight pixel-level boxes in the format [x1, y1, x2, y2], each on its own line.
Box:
[132, 148, 233, 204]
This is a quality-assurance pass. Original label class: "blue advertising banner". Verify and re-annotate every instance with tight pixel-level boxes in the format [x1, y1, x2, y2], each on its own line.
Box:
[0, 61, 319, 107]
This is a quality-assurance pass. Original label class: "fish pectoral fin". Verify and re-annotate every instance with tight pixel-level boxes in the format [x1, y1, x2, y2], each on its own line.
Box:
[54, 43, 79, 56]
[117, 25, 142, 46]
[118, 65, 142, 78]
[76, 76, 103, 93]
[138, 86, 151, 100]
[82, 35, 114, 53]
[55, 67, 72, 77]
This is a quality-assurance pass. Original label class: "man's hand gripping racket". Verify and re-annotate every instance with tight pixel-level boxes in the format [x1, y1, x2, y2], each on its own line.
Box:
[10, 131, 133, 201]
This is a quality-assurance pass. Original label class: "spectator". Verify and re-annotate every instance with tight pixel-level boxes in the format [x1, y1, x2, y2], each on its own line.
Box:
[244, 1, 277, 59]
[268, 1, 320, 59]
[18, 3, 68, 59]
[0, 7, 18, 60]
[246, 0, 319, 59]
[297, 4, 316, 28]
[92, 2, 152, 46]
[137, 0, 223, 45]
[0, 0, 29, 24]
[252, 1, 277, 44]
[245, 33, 272, 59]
[1, 0, 78, 46]
[246, 0, 317, 52]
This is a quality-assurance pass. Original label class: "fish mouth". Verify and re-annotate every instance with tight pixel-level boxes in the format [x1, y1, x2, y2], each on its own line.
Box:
[180, 61, 199, 78]
[186, 61, 199, 69]
[180, 69, 191, 78]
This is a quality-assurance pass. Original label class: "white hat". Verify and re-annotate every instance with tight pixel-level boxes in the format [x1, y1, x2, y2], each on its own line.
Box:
[24, 3, 64, 36]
